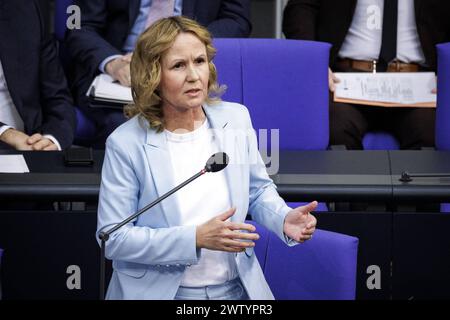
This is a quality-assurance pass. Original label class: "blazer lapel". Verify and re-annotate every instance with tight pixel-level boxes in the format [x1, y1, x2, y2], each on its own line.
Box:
[143, 126, 181, 227]
[203, 106, 244, 222]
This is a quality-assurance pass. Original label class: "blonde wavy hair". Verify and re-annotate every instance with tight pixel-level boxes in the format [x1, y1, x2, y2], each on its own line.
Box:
[124, 16, 224, 132]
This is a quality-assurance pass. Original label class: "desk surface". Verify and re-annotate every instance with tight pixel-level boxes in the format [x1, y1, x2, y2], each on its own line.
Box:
[0, 151, 103, 201]
[1, 150, 450, 202]
[270, 151, 392, 201]
[390, 151, 450, 202]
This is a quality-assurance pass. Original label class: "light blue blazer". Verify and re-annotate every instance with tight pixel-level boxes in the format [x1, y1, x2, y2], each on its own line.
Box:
[97, 101, 295, 300]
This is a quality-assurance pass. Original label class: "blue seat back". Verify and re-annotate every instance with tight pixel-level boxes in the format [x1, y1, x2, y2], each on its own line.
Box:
[213, 39, 331, 150]
[363, 132, 400, 150]
[213, 39, 243, 104]
[436, 42, 450, 150]
[249, 221, 358, 300]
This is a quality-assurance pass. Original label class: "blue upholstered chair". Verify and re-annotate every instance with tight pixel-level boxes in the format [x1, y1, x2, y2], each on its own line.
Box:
[249, 221, 359, 300]
[436, 42, 450, 151]
[214, 39, 330, 211]
[436, 42, 450, 212]
[363, 132, 400, 150]
[212, 39, 244, 104]
[214, 39, 330, 150]
[54, 0, 97, 146]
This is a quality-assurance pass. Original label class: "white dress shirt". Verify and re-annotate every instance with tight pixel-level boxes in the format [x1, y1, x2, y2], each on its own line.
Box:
[0, 59, 61, 149]
[338, 0, 426, 64]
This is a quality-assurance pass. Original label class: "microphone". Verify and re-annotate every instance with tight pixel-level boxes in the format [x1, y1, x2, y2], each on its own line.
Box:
[205, 152, 229, 172]
[98, 152, 229, 300]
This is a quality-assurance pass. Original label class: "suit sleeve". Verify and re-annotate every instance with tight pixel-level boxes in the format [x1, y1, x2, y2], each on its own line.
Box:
[96, 136, 201, 266]
[65, 0, 122, 74]
[35, 1, 76, 149]
[206, 0, 252, 37]
[240, 107, 296, 246]
[283, 0, 320, 40]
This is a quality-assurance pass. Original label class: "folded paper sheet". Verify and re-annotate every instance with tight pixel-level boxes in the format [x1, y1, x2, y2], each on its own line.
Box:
[0, 155, 29, 173]
[87, 74, 133, 105]
[334, 72, 436, 108]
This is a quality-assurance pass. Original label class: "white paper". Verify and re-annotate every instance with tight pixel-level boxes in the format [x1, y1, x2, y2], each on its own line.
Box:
[87, 74, 133, 103]
[0, 155, 30, 173]
[334, 72, 436, 105]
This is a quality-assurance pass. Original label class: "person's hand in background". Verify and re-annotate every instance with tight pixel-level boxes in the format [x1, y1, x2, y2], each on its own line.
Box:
[121, 52, 133, 63]
[0, 128, 32, 150]
[432, 75, 437, 94]
[105, 55, 132, 87]
[329, 67, 340, 92]
[27, 133, 58, 151]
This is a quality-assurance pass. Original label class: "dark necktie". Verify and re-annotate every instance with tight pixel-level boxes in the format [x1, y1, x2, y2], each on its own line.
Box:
[378, 0, 398, 71]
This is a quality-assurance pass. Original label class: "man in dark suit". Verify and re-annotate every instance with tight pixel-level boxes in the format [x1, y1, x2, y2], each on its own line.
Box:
[0, 0, 76, 151]
[66, 0, 251, 148]
[283, 0, 450, 149]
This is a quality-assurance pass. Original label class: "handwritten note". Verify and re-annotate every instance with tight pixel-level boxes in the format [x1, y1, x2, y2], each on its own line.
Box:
[334, 72, 436, 107]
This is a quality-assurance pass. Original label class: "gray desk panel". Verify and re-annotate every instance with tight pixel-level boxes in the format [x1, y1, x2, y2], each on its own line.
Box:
[390, 151, 450, 202]
[271, 174, 392, 201]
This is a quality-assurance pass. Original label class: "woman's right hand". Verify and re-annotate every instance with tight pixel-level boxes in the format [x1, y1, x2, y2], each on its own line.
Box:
[196, 208, 260, 253]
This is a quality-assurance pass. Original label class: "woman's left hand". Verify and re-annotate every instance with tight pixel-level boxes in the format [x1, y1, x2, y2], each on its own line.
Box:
[283, 201, 318, 243]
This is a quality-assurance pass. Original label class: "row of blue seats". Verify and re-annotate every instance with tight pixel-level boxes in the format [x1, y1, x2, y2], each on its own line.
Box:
[54, 1, 450, 151]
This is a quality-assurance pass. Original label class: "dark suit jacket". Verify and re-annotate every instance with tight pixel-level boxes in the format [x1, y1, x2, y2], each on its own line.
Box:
[0, 0, 76, 149]
[65, 0, 251, 109]
[283, 0, 450, 71]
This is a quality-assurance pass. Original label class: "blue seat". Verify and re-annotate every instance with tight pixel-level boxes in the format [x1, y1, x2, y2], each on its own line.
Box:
[436, 42, 450, 212]
[436, 42, 450, 151]
[214, 39, 330, 211]
[363, 132, 400, 150]
[54, 0, 97, 146]
[214, 39, 330, 150]
[213, 39, 243, 104]
[249, 221, 359, 300]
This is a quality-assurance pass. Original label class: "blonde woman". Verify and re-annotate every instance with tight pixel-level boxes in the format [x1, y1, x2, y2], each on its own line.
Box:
[97, 16, 317, 300]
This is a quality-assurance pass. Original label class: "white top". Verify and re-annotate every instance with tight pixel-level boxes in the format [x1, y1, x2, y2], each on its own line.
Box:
[165, 118, 238, 287]
[338, 0, 426, 64]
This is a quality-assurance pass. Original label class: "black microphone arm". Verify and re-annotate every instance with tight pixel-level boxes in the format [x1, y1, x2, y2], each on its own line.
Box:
[97, 152, 229, 300]
[399, 171, 450, 182]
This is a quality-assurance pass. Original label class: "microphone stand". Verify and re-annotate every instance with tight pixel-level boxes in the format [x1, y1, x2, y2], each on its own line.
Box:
[98, 168, 207, 300]
[399, 171, 450, 183]
[97, 151, 229, 300]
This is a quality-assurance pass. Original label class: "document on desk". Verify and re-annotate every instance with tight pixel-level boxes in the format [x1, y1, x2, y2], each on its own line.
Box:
[334, 72, 436, 108]
[87, 74, 133, 106]
[0, 155, 29, 173]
